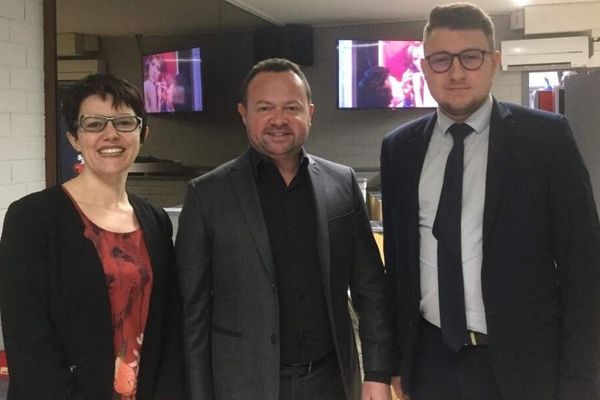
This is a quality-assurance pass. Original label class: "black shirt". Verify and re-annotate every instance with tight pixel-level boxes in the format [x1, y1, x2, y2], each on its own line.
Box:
[249, 147, 335, 364]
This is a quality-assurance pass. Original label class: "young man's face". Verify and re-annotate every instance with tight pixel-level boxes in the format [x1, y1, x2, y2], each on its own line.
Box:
[421, 28, 500, 122]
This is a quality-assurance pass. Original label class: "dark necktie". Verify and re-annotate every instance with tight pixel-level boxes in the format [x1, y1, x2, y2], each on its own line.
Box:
[432, 122, 473, 352]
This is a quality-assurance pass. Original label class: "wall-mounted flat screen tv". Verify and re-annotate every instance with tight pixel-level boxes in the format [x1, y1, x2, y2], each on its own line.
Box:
[142, 47, 204, 113]
[337, 40, 437, 109]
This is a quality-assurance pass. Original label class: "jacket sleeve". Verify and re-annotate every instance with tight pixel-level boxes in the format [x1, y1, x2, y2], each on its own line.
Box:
[0, 198, 86, 399]
[154, 208, 184, 400]
[175, 182, 214, 400]
[549, 117, 600, 400]
[347, 169, 394, 378]
[379, 134, 404, 377]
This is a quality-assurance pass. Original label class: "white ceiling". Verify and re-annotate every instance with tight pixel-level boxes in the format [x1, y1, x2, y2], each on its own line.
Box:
[57, 0, 600, 37]
[56, 0, 269, 36]
[224, 0, 522, 26]
[226, 0, 600, 27]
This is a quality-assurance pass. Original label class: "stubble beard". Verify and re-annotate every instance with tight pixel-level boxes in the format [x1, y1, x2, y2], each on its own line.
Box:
[438, 95, 487, 122]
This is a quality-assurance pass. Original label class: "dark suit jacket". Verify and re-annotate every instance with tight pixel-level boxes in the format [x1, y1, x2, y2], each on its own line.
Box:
[176, 149, 393, 400]
[380, 99, 600, 400]
[0, 186, 182, 400]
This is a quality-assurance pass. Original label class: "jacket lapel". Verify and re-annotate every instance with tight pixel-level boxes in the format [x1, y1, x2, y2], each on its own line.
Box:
[404, 115, 437, 290]
[307, 157, 332, 298]
[482, 100, 512, 244]
[407, 114, 437, 199]
[229, 150, 277, 282]
[481, 100, 513, 291]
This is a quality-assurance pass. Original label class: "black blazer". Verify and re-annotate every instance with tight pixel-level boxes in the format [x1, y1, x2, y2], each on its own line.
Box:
[381, 100, 600, 400]
[176, 149, 393, 400]
[0, 186, 182, 399]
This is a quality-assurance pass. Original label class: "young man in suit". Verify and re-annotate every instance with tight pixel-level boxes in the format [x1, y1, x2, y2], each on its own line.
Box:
[176, 58, 394, 400]
[380, 3, 600, 400]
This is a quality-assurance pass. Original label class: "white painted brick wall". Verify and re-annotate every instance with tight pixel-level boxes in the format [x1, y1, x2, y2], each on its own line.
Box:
[0, 17, 8, 40]
[24, 0, 41, 25]
[0, 42, 27, 66]
[26, 89, 43, 113]
[0, 113, 9, 135]
[11, 112, 43, 134]
[0, 89, 27, 112]
[0, 161, 11, 184]
[10, 19, 41, 45]
[11, 67, 43, 90]
[0, 0, 24, 20]
[0, 66, 8, 88]
[0, 0, 45, 349]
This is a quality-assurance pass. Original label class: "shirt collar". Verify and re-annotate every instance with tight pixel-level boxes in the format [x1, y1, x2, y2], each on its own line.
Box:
[248, 146, 309, 179]
[436, 94, 493, 137]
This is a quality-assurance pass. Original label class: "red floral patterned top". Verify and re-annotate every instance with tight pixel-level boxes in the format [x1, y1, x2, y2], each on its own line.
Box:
[70, 197, 153, 400]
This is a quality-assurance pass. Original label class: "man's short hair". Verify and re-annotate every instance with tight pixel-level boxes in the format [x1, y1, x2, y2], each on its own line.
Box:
[240, 58, 312, 105]
[423, 2, 496, 50]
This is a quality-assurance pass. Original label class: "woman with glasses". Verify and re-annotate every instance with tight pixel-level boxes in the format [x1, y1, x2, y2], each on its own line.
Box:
[0, 73, 182, 399]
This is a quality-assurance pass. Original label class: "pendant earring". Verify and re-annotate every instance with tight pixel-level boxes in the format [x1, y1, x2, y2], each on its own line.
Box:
[73, 154, 85, 174]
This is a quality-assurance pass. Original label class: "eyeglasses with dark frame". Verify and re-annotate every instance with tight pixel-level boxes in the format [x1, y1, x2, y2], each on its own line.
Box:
[77, 115, 143, 133]
[424, 49, 493, 73]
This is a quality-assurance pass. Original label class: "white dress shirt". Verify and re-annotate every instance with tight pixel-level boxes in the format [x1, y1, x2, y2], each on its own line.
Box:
[418, 95, 492, 334]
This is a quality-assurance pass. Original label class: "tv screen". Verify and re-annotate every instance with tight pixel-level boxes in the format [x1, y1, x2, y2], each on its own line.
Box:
[142, 47, 204, 113]
[337, 40, 437, 109]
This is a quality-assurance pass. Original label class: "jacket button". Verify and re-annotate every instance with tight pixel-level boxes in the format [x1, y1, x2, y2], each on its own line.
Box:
[271, 334, 278, 344]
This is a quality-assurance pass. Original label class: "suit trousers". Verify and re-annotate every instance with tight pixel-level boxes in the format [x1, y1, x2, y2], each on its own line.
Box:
[411, 318, 505, 400]
[279, 355, 347, 400]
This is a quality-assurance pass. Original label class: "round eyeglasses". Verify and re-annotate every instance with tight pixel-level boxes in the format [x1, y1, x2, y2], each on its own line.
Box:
[425, 49, 492, 73]
[77, 115, 143, 133]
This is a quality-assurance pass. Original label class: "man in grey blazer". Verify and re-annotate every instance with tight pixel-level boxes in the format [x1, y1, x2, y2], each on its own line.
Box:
[176, 58, 394, 400]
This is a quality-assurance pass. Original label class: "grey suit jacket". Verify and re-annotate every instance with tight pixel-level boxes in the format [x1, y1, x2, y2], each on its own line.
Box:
[176, 149, 393, 400]
[381, 100, 600, 400]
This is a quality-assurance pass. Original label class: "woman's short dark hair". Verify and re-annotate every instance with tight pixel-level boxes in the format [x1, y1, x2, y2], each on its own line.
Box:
[423, 2, 496, 50]
[61, 73, 148, 142]
[240, 58, 311, 106]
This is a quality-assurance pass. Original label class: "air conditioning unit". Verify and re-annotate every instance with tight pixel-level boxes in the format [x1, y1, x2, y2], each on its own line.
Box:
[501, 36, 589, 71]
[57, 33, 99, 57]
[57, 59, 106, 81]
